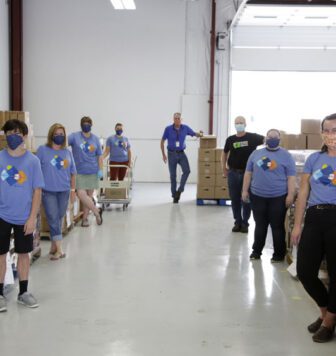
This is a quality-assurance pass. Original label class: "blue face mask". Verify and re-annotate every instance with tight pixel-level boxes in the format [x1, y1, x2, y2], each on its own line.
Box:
[235, 124, 245, 133]
[266, 137, 280, 149]
[116, 129, 123, 136]
[52, 135, 65, 145]
[81, 124, 91, 133]
[6, 134, 24, 150]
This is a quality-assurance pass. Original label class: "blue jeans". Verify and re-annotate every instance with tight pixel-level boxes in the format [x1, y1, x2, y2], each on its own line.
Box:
[227, 169, 251, 226]
[42, 190, 70, 241]
[168, 151, 191, 197]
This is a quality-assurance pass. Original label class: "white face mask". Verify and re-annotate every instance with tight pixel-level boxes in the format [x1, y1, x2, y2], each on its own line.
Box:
[235, 124, 245, 133]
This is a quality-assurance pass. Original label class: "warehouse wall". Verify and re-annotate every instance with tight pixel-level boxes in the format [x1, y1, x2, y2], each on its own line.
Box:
[22, 0, 214, 183]
[0, 0, 9, 110]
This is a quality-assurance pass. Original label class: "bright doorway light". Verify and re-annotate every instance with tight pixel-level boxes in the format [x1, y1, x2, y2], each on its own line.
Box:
[230, 71, 336, 136]
[111, 0, 136, 10]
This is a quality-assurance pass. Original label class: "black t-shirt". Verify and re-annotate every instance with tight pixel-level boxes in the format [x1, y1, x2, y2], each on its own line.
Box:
[224, 132, 264, 170]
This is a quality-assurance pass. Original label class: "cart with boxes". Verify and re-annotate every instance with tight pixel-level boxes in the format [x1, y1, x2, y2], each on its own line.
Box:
[197, 135, 230, 205]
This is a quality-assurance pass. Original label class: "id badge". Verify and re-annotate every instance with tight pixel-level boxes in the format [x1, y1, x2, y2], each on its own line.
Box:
[176, 141, 180, 148]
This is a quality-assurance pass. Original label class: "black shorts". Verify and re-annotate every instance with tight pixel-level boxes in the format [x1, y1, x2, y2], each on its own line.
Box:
[0, 218, 34, 254]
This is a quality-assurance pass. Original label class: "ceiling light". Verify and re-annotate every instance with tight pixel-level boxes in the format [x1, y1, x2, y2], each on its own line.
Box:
[111, 0, 136, 10]
[254, 16, 277, 19]
[304, 16, 328, 19]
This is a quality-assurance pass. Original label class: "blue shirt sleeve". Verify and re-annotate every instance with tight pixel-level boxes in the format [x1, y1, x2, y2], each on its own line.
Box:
[162, 127, 169, 140]
[186, 125, 196, 137]
[96, 136, 102, 156]
[32, 156, 45, 189]
[106, 137, 111, 148]
[69, 149, 77, 175]
[303, 153, 315, 174]
[285, 152, 296, 176]
[246, 152, 255, 172]
[36, 145, 43, 161]
[68, 133, 74, 146]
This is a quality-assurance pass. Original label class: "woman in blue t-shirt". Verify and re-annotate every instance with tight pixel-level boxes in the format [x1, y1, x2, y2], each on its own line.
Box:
[242, 129, 296, 262]
[37, 124, 77, 260]
[292, 114, 336, 343]
[102, 123, 132, 181]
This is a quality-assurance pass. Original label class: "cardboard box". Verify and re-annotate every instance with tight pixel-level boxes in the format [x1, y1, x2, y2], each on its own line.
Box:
[198, 174, 215, 186]
[105, 188, 127, 199]
[215, 148, 223, 162]
[200, 136, 217, 149]
[198, 148, 215, 162]
[197, 185, 215, 199]
[198, 162, 216, 175]
[301, 119, 321, 134]
[215, 186, 230, 199]
[0, 112, 6, 128]
[4, 111, 10, 121]
[0, 133, 7, 149]
[281, 134, 306, 150]
[215, 161, 223, 174]
[17, 111, 30, 123]
[9, 111, 18, 120]
[307, 134, 323, 150]
[215, 174, 228, 187]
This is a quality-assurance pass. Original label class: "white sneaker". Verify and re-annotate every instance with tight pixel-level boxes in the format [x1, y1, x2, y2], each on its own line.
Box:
[0, 295, 7, 312]
[17, 292, 39, 308]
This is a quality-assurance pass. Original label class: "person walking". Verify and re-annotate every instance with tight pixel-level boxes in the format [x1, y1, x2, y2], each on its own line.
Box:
[68, 116, 103, 227]
[223, 116, 264, 233]
[161, 112, 203, 203]
[292, 113, 336, 343]
[242, 129, 296, 262]
[37, 123, 77, 260]
[0, 119, 44, 311]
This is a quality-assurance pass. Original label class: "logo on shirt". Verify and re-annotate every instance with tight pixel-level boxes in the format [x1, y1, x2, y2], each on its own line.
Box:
[80, 141, 95, 153]
[257, 156, 277, 171]
[233, 141, 248, 149]
[1, 165, 27, 186]
[50, 155, 69, 170]
[313, 164, 336, 186]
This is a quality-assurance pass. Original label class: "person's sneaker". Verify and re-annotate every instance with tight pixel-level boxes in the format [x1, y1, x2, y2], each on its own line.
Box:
[240, 225, 248, 233]
[249, 252, 261, 260]
[17, 292, 39, 308]
[173, 191, 181, 204]
[232, 224, 241, 232]
[0, 295, 7, 312]
[312, 325, 335, 343]
[96, 207, 103, 225]
[81, 218, 90, 227]
[270, 256, 285, 263]
[308, 317, 323, 333]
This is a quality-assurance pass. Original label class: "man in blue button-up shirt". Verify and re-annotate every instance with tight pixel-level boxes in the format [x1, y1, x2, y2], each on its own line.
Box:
[160, 112, 203, 203]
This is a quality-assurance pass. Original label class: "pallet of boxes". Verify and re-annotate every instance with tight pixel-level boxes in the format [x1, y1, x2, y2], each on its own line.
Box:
[0, 110, 39, 262]
[197, 135, 230, 206]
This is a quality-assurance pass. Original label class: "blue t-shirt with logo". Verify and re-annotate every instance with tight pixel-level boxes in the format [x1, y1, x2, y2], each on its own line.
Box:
[246, 147, 296, 198]
[304, 152, 336, 207]
[0, 150, 45, 225]
[36, 145, 77, 192]
[106, 135, 131, 162]
[68, 132, 102, 175]
[162, 124, 196, 151]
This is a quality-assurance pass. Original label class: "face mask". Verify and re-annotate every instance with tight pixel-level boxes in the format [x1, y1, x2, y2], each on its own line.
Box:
[235, 124, 245, 133]
[52, 135, 65, 145]
[116, 130, 123, 136]
[6, 134, 24, 150]
[266, 137, 280, 149]
[322, 133, 336, 149]
[81, 124, 91, 133]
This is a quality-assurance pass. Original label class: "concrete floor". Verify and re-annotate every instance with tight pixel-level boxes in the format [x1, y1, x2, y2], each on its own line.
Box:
[1, 183, 335, 355]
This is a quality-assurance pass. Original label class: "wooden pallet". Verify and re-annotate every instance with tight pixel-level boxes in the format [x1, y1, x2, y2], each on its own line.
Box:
[196, 198, 231, 206]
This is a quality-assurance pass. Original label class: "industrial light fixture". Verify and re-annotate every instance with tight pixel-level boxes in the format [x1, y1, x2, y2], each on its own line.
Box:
[111, 0, 136, 10]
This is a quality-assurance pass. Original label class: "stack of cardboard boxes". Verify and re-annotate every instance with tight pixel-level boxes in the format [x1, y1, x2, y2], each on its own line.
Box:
[0, 111, 36, 151]
[197, 136, 230, 200]
[281, 119, 322, 150]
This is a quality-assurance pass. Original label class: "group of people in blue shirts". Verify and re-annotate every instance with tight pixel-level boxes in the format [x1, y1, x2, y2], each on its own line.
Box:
[0, 116, 131, 312]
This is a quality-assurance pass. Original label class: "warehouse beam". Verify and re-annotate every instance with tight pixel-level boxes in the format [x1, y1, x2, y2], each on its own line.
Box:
[9, 0, 23, 111]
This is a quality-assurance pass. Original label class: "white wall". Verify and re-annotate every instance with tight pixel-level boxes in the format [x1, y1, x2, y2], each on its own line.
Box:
[0, 0, 9, 109]
[23, 0, 216, 183]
